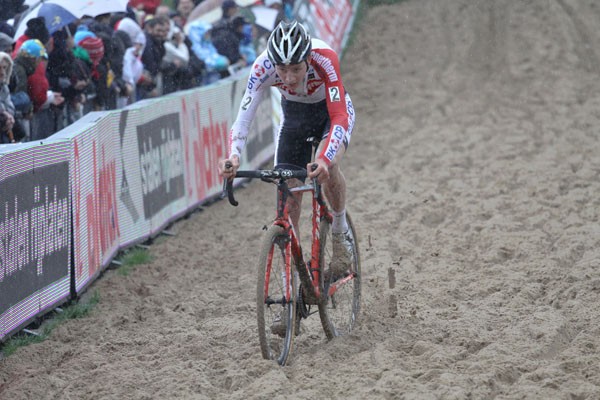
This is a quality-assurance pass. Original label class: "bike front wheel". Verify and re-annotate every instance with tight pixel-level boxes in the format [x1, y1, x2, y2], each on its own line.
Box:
[256, 225, 297, 366]
[318, 212, 361, 339]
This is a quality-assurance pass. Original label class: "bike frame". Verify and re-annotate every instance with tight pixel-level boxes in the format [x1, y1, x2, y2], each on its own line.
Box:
[271, 178, 333, 304]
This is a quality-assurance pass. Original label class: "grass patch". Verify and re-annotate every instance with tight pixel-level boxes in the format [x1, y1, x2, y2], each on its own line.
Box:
[116, 247, 153, 276]
[1, 291, 101, 358]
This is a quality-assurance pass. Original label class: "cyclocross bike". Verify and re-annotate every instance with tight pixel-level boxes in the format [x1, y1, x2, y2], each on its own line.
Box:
[222, 156, 361, 366]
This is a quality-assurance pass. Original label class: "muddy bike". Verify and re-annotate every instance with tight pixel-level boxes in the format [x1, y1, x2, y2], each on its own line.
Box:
[222, 162, 361, 366]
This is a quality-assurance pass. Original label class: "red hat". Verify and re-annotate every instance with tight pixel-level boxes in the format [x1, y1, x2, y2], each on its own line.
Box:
[78, 36, 104, 66]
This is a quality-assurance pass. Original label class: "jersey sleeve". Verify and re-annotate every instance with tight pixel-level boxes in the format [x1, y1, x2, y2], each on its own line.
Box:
[310, 47, 350, 166]
[229, 53, 276, 159]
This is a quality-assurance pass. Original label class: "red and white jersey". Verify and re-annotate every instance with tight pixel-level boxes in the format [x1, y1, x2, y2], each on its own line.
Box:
[229, 38, 353, 165]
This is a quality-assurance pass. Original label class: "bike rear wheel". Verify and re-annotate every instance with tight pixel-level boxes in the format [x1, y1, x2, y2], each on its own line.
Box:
[256, 225, 297, 366]
[318, 212, 361, 339]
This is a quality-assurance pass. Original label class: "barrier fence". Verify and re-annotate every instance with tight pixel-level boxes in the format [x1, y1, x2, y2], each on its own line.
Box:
[0, 0, 360, 342]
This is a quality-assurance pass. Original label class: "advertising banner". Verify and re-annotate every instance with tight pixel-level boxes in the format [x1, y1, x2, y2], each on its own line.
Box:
[180, 82, 233, 207]
[0, 142, 71, 341]
[294, 0, 354, 53]
[52, 113, 121, 294]
[117, 97, 188, 247]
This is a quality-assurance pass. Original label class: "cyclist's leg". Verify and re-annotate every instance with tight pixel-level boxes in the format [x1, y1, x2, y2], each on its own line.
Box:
[320, 145, 346, 214]
[317, 92, 356, 276]
[317, 91, 355, 226]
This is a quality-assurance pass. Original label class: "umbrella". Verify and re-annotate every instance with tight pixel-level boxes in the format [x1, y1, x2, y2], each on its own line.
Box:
[13, 2, 78, 39]
[13, 0, 130, 39]
[55, 0, 129, 19]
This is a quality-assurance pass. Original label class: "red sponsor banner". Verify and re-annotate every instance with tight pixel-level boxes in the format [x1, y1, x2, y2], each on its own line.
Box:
[294, 0, 353, 53]
[69, 116, 121, 293]
[181, 84, 232, 206]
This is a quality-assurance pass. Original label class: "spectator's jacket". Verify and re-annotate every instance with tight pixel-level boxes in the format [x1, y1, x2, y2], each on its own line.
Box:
[188, 20, 229, 73]
[210, 19, 243, 64]
[141, 32, 166, 76]
[122, 47, 144, 87]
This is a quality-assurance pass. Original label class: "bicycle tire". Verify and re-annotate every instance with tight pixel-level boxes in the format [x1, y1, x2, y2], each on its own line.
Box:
[318, 211, 361, 339]
[256, 225, 297, 366]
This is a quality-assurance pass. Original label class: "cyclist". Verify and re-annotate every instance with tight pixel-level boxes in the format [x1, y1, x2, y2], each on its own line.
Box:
[218, 20, 356, 276]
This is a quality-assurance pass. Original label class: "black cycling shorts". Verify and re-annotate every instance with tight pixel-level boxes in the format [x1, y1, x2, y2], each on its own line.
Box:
[274, 98, 332, 170]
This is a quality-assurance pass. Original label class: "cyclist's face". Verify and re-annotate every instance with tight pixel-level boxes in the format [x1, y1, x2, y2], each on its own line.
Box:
[275, 62, 308, 90]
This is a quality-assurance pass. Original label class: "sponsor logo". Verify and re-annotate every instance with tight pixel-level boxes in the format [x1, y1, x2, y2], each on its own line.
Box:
[254, 63, 266, 78]
[138, 114, 185, 219]
[325, 125, 345, 161]
[248, 75, 258, 90]
[333, 125, 344, 140]
[0, 162, 70, 314]
[312, 52, 339, 82]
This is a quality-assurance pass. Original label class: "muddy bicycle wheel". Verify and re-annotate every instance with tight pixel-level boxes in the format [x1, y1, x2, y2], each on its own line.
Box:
[256, 225, 297, 366]
[318, 212, 361, 339]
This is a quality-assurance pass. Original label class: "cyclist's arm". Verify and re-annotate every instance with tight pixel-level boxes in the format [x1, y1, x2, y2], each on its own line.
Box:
[311, 47, 350, 166]
[228, 54, 275, 160]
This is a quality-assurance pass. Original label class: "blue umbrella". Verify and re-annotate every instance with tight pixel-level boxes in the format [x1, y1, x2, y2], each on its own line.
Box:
[13, 2, 78, 39]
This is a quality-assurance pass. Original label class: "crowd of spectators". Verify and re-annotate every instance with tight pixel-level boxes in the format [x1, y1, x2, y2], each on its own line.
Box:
[0, 0, 295, 144]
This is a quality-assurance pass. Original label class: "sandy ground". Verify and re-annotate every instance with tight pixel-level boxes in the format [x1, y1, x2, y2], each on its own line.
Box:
[3, 0, 600, 398]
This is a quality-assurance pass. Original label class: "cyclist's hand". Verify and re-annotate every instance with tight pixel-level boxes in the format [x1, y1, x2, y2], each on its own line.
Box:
[218, 155, 240, 180]
[307, 158, 329, 184]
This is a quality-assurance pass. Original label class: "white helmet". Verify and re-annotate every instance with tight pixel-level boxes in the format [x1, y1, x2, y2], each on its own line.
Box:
[267, 20, 312, 65]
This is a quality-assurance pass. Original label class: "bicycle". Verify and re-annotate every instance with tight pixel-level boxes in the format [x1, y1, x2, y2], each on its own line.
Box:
[222, 156, 361, 366]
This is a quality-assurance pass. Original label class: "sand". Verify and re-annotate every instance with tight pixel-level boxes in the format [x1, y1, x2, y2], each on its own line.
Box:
[2, 0, 600, 398]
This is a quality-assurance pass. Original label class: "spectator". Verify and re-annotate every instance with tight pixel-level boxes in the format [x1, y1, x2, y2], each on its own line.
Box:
[1, 50, 27, 142]
[162, 25, 198, 93]
[0, 51, 14, 116]
[11, 16, 64, 140]
[74, 26, 107, 111]
[0, 32, 14, 54]
[89, 19, 123, 110]
[174, 0, 196, 28]
[188, 20, 229, 85]
[13, 39, 63, 141]
[0, 108, 15, 143]
[46, 29, 91, 127]
[115, 17, 143, 45]
[211, 15, 251, 76]
[221, 0, 238, 21]
[12, 17, 50, 59]
[140, 15, 170, 98]
[121, 31, 147, 106]
[239, 22, 257, 65]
